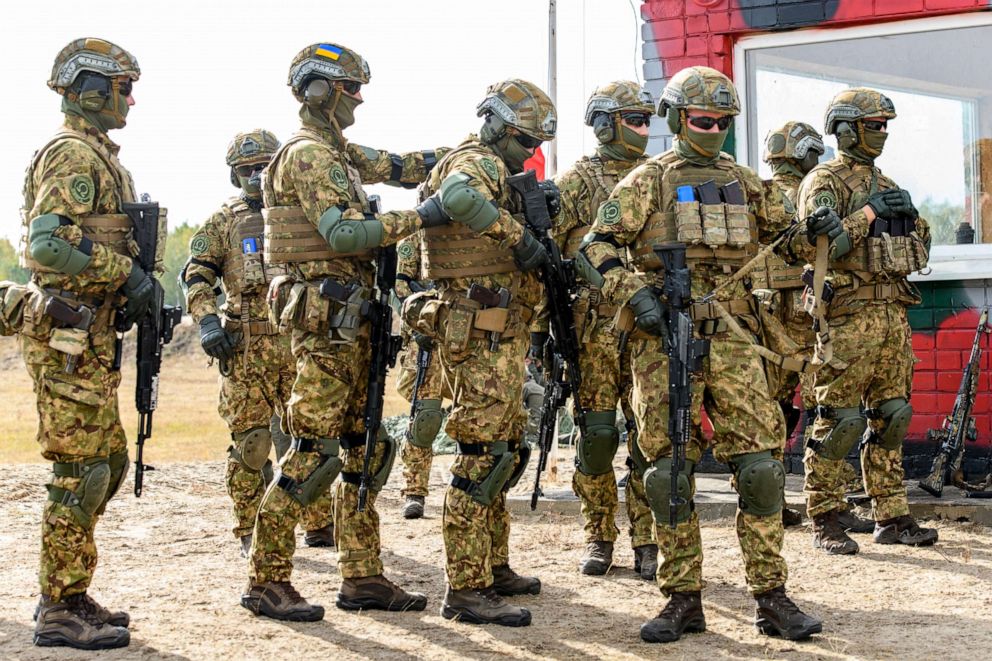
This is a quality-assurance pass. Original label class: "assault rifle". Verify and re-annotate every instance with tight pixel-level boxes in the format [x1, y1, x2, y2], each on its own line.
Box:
[122, 200, 183, 497]
[357, 244, 402, 512]
[919, 308, 992, 498]
[657, 245, 709, 526]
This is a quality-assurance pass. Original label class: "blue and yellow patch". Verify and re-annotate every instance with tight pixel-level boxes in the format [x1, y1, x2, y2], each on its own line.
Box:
[315, 44, 342, 61]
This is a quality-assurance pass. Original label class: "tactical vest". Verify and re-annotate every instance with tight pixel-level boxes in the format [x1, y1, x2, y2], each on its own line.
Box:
[630, 152, 758, 274]
[562, 156, 629, 258]
[421, 139, 517, 279]
[263, 130, 373, 265]
[219, 198, 287, 300]
[19, 129, 138, 273]
[751, 176, 804, 291]
[822, 160, 928, 279]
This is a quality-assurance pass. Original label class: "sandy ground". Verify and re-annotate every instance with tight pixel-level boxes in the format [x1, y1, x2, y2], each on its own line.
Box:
[2, 460, 991, 661]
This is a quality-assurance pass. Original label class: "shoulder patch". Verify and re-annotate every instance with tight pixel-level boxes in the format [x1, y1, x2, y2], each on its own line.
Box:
[480, 157, 499, 181]
[813, 190, 837, 210]
[329, 164, 349, 191]
[598, 200, 621, 225]
[398, 242, 414, 258]
[190, 236, 209, 256]
[69, 174, 94, 205]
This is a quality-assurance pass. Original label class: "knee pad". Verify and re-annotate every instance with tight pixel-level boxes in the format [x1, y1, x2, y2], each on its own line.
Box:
[48, 458, 111, 526]
[868, 398, 912, 451]
[576, 410, 620, 475]
[455, 441, 516, 507]
[369, 429, 397, 493]
[279, 438, 342, 507]
[733, 451, 785, 517]
[643, 457, 695, 525]
[812, 407, 866, 461]
[504, 442, 532, 491]
[95, 451, 129, 516]
[408, 398, 443, 449]
[232, 427, 273, 471]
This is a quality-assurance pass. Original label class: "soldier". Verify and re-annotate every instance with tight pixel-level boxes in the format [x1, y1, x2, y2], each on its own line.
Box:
[394, 230, 449, 519]
[20, 38, 151, 650]
[549, 81, 656, 579]
[240, 42, 449, 621]
[406, 79, 556, 627]
[797, 88, 938, 554]
[182, 130, 335, 559]
[580, 67, 821, 643]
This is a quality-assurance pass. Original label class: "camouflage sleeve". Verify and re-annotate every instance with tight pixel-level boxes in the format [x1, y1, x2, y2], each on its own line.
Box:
[759, 178, 795, 238]
[348, 143, 450, 187]
[444, 152, 525, 247]
[184, 209, 228, 323]
[584, 165, 655, 306]
[551, 169, 582, 253]
[394, 231, 422, 299]
[29, 142, 133, 291]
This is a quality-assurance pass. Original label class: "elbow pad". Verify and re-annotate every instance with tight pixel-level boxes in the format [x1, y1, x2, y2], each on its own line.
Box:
[574, 238, 605, 289]
[29, 214, 92, 275]
[439, 173, 500, 232]
[319, 205, 384, 252]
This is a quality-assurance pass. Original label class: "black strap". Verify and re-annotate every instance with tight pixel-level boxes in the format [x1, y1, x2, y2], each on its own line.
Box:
[276, 474, 299, 493]
[395, 273, 413, 284]
[190, 257, 221, 276]
[804, 408, 817, 426]
[340, 433, 364, 450]
[588, 232, 621, 248]
[389, 154, 404, 183]
[450, 475, 477, 493]
[78, 237, 93, 256]
[457, 442, 488, 455]
[422, 150, 438, 172]
[596, 258, 624, 276]
[184, 274, 211, 288]
[340, 471, 361, 486]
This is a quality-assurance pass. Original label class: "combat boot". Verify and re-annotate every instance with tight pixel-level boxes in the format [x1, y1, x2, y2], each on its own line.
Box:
[240, 581, 325, 621]
[633, 544, 658, 581]
[304, 523, 335, 548]
[811, 511, 859, 555]
[782, 507, 804, 527]
[441, 586, 532, 627]
[873, 515, 938, 546]
[837, 507, 875, 534]
[579, 540, 614, 575]
[754, 586, 822, 640]
[34, 596, 130, 650]
[640, 591, 706, 643]
[34, 592, 130, 627]
[336, 575, 428, 611]
[492, 564, 541, 596]
[402, 495, 425, 520]
[239, 534, 252, 559]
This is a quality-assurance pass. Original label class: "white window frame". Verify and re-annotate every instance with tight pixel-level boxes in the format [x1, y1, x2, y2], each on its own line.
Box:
[732, 11, 992, 281]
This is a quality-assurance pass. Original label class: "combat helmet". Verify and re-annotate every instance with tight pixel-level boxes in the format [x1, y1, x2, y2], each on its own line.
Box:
[477, 79, 557, 142]
[658, 66, 740, 118]
[287, 42, 370, 101]
[823, 87, 896, 135]
[226, 129, 280, 188]
[763, 121, 824, 162]
[48, 38, 140, 94]
[584, 81, 654, 126]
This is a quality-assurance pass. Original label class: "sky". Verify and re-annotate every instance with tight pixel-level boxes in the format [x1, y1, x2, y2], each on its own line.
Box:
[0, 0, 645, 242]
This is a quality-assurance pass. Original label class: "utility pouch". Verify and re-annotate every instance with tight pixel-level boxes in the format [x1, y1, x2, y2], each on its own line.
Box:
[267, 275, 298, 331]
[699, 203, 728, 246]
[48, 327, 88, 358]
[674, 201, 704, 244]
[403, 290, 443, 339]
[241, 238, 266, 289]
[724, 204, 751, 247]
[444, 304, 475, 353]
[326, 285, 370, 344]
[0, 281, 29, 337]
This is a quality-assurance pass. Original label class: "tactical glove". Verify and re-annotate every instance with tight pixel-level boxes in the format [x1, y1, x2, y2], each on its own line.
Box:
[628, 287, 667, 339]
[121, 260, 154, 325]
[866, 188, 917, 220]
[415, 192, 450, 228]
[538, 180, 562, 219]
[199, 314, 236, 360]
[805, 206, 844, 245]
[512, 231, 549, 272]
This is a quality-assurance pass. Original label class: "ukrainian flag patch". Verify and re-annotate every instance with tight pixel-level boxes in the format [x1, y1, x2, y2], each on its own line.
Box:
[315, 44, 342, 60]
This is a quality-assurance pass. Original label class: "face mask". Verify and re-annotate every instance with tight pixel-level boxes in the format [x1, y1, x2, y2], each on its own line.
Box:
[332, 93, 362, 131]
[860, 126, 888, 158]
[599, 124, 648, 161]
[675, 127, 728, 163]
[493, 133, 535, 174]
[238, 172, 262, 198]
[61, 86, 129, 133]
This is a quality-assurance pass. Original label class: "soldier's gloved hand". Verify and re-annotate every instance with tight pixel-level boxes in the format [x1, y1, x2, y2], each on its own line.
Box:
[538, 180, 562, 219]
[121, 260, 154, 325]
[866, 189, 917, 220]
[412, 331, 435, 351]
[628, 286, 667, 338]
[512, 231, 549, 272]
[199, 314, 236, 360]
[805, 206, 844, 245]
[415, 192, 450, 228]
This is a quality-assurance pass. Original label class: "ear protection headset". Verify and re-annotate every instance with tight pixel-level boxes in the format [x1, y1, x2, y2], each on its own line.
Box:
[304, 78, 332, 105]
[591, 112, 616, 143]
[74, 73, 112, 111]
[479, 112, 507, 145]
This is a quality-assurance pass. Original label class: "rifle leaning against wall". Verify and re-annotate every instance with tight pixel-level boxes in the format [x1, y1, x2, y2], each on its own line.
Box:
[919, 307, 992, 498]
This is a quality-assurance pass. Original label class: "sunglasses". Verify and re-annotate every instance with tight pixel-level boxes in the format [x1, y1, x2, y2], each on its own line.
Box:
[514, 132, 543, 150]
[338, 80, 362, 95]
[862, 119, 888, 131]
[621, 113, 651, 128]
[235, 162, 266, 177]
[687, 115, 733, 131]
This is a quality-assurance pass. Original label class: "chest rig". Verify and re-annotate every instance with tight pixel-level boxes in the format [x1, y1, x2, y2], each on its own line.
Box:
[563, 156, 632, 259]
[220, 198, 287, 300]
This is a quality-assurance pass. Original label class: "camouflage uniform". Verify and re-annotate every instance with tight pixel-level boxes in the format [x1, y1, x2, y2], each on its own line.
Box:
[554, 82, 654, 559]
[794, 89, 933, 537]
[183, 130, 332, 542]
[250, 44, 441, 597]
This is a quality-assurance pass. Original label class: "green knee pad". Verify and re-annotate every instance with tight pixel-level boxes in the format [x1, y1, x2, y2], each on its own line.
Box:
[47, 458, 111, 527]
[814, 407, 866, 460]
[733, 451, 785, 517]
[870, 398, 912, 451]
[95, 451, 129, 516]
[462, 441, 516, 507]
[370, 430, 397, 493]
[643, 457, 695, 524]
[280, 438, 342, 507]
[232, 426, 273, 471]
[408, 398, 443, 448]
[576, 410, 620, 476]
[504, 443, 532, 491]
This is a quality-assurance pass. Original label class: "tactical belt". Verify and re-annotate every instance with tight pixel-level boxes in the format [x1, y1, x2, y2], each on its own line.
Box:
[43, 288, 105, 309]
[52, 460, 99, 477]
[441, 290, 534, 339]
[614, 296, 752, 338]
[847, 281, 902, 301]
[340, 434, 365, 450]
[290, 437, 337, 454]
[456, 440, 519, 456]
[223, 317, 278, 336]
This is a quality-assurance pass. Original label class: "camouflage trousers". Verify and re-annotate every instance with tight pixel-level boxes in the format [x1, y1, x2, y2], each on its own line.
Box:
[438, 328, 528, 590]
[220, 333, 332, 538]
[395, 338, 447, 498]
[630, 328, 788, 596]
[250, 325, 387, 583]
[571, 318, 652, 548]
[22, 319, 126, 602]
[804, 303, 914, 521]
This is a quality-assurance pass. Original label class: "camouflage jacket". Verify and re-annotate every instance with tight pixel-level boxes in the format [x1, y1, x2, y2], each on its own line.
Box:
[761, 171, 802, 232]
[395, 230, 425, 300]
[20, 114, 136, 299]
